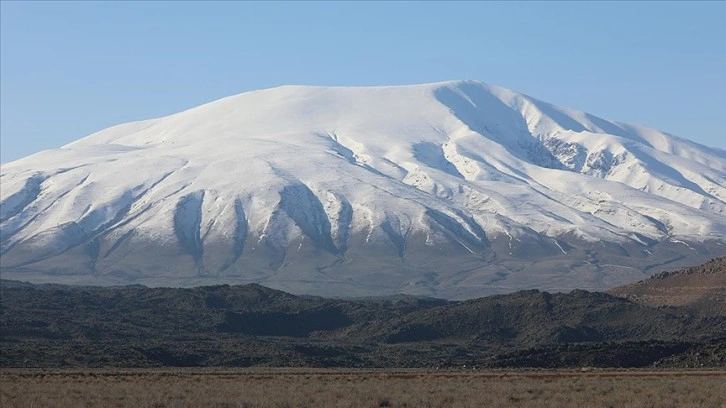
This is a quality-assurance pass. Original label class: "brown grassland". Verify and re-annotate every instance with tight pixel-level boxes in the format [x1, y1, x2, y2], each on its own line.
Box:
[1, 368, 724, 408]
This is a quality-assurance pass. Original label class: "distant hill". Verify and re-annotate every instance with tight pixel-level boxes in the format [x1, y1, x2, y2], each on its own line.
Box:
[2, 269, 724, 369]
[609, 257, 726, 317]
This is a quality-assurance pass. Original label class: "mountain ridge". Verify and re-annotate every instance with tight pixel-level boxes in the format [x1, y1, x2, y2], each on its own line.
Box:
[1, 80, 724, 298]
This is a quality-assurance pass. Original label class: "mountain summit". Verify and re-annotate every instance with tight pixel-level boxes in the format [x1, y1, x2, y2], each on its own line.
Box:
[2, 80, 725, 298]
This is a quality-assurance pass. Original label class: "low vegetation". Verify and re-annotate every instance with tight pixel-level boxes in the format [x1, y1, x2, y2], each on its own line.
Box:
[2, 368, 724, 408]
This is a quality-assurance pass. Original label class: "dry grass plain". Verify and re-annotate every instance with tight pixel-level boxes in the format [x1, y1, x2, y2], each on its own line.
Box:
[1, 368, 724, 408]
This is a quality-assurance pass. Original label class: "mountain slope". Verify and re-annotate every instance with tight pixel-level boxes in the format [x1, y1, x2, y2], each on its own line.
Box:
[1, 81, 725, 298]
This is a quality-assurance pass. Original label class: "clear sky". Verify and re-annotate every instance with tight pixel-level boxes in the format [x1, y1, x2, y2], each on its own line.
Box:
[1, 1, 724, 163]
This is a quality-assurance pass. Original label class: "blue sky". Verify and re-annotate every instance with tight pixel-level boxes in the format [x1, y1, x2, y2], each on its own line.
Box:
[1, 1, 724, 163]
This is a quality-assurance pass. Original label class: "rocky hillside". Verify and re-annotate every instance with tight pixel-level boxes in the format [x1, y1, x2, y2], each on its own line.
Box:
[609, 257, 726, 316]
[2, 276, 723, 369]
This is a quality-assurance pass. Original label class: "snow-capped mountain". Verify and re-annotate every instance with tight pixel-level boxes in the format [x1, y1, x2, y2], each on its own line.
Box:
[1, 80, 725, 299]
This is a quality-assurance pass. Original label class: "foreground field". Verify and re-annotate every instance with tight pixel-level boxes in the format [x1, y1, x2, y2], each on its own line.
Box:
[1, 369, 724, 408]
